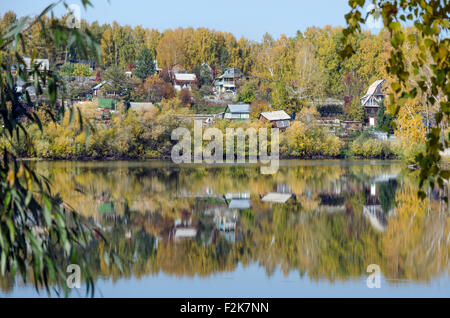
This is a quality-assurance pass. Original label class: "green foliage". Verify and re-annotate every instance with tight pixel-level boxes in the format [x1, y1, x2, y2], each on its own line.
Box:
[350, 132, 394, 158]
[103, 65, 129, 94]
[60, 63, 75, 76]
[72, 63, 93, 77]
[348, 98, 366, 122]
[376, 101, 393, 132]
[237, 80, 256, 103]
[196, 63, 213, 87]
[341, 0, 449, 197]
[0, 0, 120, 297]
[133, 47, 155, 81]
[280, 121, 344, 158]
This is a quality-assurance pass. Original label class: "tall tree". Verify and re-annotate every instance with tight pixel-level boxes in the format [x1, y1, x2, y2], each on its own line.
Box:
[133, 47, 155, 81]
[376, 100, 393, 132]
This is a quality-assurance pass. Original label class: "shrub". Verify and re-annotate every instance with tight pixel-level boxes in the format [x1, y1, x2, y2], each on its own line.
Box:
[280, 121, 343, 158]
[350, 133, 394, 158]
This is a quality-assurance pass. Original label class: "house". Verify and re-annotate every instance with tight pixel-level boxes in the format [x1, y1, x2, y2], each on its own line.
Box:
[259, 110, 292, 129]
[23, 56, 49, 71]
[128, 102, 155, 112]
[91, 80, 109, 97]
[214, 67, 244, 93]
[361, 79, 386, 126]
[214, 210, 238, 232]
[173, 73, 197, 91]
[228, 199, 251, 210]
[261, 193, 292, 204]
[223, 104, 250, 120]
[226, 192, 251, 210]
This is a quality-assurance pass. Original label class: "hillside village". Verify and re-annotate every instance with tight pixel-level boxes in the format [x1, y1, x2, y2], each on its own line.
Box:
[15, 56, 389, 129]
[0, 0, 449, 301]
[1, 11, 447, 162]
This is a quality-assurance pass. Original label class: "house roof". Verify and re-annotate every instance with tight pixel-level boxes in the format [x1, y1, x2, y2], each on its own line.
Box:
[260, 110, 291, 121]
[228, 199, 251, 210]
[366, 79, 385, 96]
[218, 67, 243, 79]
[129, 102, 155, 111]
[261, 193, 292, 203]
[174, 228, 197, 239]
[92, 80, 109, 90]
[175, 73, 197, 81]
[361, 79, 386, 106]
[226, 104, 250, 113]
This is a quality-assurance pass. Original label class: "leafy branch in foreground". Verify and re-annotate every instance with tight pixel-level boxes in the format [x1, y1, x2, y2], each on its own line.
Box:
[341, 0, 449, 199]
[0, 1, 118, 296]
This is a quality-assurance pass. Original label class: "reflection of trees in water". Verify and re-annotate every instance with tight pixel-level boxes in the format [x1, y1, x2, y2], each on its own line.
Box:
[1, 161, 448, 294]
[378, 179, 398, 214]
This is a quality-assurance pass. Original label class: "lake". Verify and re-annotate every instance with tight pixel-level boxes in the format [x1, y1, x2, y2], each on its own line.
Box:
[1, 160, 449, 297]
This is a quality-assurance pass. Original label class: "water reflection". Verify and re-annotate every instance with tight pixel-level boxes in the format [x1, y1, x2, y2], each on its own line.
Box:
[1, 160, 449, 295]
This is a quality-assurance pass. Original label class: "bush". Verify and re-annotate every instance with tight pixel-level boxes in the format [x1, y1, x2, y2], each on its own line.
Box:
[280, 121, 344, 158]
[350, 133, 394, 158]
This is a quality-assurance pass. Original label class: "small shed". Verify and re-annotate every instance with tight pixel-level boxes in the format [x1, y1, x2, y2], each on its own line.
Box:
[259, 110, 291, 129]
[129, 102, 155, 112]
[223, 104, 250, 120]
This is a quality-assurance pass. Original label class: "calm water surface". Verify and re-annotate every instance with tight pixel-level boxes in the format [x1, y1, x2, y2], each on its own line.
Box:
[1, 160, 449, 297]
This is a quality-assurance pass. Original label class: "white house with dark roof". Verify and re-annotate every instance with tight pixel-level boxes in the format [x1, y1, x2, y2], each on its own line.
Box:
[173, 73, 197, 91]
[223, 104, 250, 120]
[259, 110, 292, 129]
[361, 79, 386, 126]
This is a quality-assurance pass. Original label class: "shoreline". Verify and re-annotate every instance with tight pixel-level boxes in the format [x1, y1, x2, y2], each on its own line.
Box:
[17, 154, 399, 162]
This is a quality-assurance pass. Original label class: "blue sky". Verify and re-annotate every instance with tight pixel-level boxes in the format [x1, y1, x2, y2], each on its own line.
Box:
[0, 0, 358, 41]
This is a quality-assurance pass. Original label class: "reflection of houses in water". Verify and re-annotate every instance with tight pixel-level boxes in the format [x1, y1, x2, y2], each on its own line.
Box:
[363, 182, 389, 232]
[225, 192, 251, 210]
[261, 184, 293, 206]
[318, 193, 346, 214]
[214, 208, 238, 243]
[363, 205, 387, 232]
[261, 193, 292, 204]
[215, 209, 238, 231]
[170, 210, 198, 241]
[172, 227, 198, 240]
[96, 193, 115, 215]
[372, 172, 399, 183]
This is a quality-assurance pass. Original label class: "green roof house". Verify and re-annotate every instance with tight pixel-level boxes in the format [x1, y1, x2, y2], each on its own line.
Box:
[223, 104, 250, 120]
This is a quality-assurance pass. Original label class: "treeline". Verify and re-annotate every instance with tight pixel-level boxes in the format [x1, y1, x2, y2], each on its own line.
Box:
[1, 11, 388, 105]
